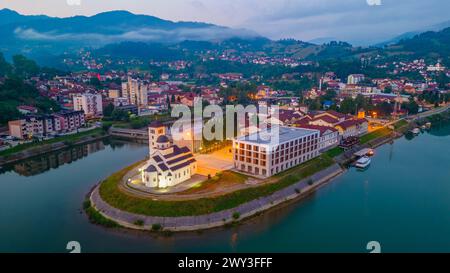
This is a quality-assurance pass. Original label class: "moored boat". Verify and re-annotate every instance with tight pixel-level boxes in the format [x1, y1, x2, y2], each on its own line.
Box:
[411, 128, 420, 135]
[355, 156, 371, 169]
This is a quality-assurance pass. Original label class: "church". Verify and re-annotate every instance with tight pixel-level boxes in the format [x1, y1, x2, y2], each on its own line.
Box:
[141, 121, 197, 188]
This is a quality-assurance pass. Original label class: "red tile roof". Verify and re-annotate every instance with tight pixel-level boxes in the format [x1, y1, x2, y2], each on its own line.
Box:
[296, 124, 337, 136]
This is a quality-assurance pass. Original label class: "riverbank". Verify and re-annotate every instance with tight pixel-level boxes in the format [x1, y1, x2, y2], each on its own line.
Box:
[0, 128, 108, 166]
[87, 107, 450, 233]
[89, 163, 343, 232]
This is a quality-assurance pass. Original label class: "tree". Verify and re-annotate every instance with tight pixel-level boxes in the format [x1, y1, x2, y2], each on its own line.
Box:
[339, 97, 356, 114]
[103, 103, 115, 117]
[383, 86, 393, 94]
[12, 55, 39, 78]
[321, 89, 337, 101]
[354, 94, 368, 111]
[111, 109, 129, 121]
[0, 77, 60, 125]
[89, 77, 102, 88]
[0, 53, 12, 77]
[402, 97, 419, 115]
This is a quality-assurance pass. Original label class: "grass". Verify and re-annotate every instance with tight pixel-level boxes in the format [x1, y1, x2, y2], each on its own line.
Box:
[360, 127, 392, 144]
[0, 128, 105, 157]
[99, 155, 335, 217]
[393, 120, 408, 130]
[83, 200, 120, 228]
[325, 146, 344, 158]
[108, 113, 173, 129]
[359, 119, 411, 145]
[177, 171, 247, 195]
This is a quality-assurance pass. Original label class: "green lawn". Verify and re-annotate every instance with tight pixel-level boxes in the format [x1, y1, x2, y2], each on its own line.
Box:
[360, 127, 392, 144]
[359, 119, 411, 145]
[0, 128, 105, 157]
[393, 119, 408, 130]
[325, 146, 344, 158]
[99, 155, 335, 217]
[107, 113, 173, 129]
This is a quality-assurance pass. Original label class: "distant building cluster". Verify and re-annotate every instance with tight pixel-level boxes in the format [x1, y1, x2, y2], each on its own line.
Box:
[8, 110, 85, 139]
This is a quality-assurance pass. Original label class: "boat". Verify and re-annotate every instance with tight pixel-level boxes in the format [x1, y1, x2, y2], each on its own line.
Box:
[425, 122, 432, 128]
[411, 128, 420, 135]
[355, 156, 371, 169]
[354, 148, 374, 158]
[366, 149, 375, 156]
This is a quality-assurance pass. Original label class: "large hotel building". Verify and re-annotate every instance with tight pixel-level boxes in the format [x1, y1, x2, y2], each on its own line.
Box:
[233, 126, 321, 178]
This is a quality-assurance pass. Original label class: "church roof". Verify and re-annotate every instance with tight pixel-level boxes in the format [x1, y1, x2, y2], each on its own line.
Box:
[146, 144, 196, 175]
[158, 163, 169, 171]
[166, 153, 194, 165]
[149, 121, 163, 128]
[153, 155, 163, 162]
[145, 165, 157, 172]
[165, 146, 191, 158]
[156, 135, 170, 143]
[170, 159, 197, 172]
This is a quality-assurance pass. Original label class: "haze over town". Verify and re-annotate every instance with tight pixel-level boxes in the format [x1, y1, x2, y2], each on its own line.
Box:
[1, 0, 450, 45]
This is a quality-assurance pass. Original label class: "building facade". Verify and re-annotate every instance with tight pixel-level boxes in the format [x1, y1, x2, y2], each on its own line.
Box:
[233, 126, 321, 178]
[8, 110, 85, 139]
[347, 74, 365, 84]
[122, 77, 148, 107]
[73, 93, 103, 118]
[295, 124, 339, 151]
[141, 132, 197, 189]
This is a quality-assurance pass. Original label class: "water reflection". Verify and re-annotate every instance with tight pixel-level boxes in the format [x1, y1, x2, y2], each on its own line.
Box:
[428, 121, 450, 137]
[1, 140, 107, 176]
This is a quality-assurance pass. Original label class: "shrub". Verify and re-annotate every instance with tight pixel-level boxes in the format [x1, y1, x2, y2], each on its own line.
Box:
[232, 212, 240, 220]
[151, 223, 162, 231]
[83, 200, 119, 228]
[134, 219, 144, 226]
[295, 188, 301, 194]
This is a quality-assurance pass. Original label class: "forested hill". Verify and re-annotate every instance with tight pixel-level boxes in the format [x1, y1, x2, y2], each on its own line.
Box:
[388, 27, 450, 58]
[0, 53, 61, 125]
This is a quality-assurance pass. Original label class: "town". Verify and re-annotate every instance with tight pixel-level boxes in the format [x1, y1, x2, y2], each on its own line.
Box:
[1, 2, 450, 257]
[1, 52, 449, 154]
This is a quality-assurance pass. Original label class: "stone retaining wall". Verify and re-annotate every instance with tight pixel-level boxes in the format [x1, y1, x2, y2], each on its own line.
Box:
[90, 163, 343, 232]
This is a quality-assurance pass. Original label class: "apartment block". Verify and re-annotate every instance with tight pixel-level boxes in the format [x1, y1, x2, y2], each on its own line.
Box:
[233, 126, 321, 178]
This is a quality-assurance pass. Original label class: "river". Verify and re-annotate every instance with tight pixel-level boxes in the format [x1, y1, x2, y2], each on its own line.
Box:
[0, 122, 449, 253]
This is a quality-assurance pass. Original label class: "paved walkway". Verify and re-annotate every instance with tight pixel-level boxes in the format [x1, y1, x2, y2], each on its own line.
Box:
[90, 163, 343, 231]
[195, 146, 233, 176]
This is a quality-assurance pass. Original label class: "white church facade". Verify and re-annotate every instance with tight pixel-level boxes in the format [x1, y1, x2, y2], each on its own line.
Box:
[141, 121, 197, 188]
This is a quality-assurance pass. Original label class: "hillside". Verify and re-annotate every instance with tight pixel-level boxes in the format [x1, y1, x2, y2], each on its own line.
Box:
[0, 53, 61, 125]
[0, 9, 260, 58]
[384, 27, 450, 62]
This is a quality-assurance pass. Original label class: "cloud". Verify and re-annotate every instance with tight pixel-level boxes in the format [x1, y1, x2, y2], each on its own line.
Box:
[237, 0, 450, 45]
[3, 0, 450, 45]
[13, 26, 260, 45]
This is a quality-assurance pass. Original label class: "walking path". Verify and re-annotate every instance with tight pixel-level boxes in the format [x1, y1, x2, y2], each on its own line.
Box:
[90, 163, 343, 231]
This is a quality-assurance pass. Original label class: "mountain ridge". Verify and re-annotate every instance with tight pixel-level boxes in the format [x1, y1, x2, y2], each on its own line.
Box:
[0, 8, 261, 57]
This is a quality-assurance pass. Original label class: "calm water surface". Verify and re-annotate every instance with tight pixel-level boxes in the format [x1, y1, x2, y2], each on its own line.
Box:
[0, 123, 449, 253]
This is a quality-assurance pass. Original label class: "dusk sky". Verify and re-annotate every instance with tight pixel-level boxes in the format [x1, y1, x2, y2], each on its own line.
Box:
[1, 0, 450, 45]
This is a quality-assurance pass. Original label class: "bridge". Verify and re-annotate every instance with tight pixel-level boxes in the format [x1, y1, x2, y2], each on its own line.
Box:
[109, 127, 148, 141]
